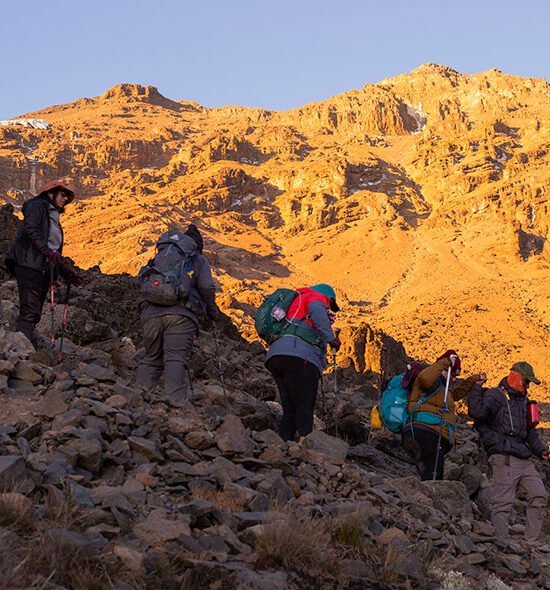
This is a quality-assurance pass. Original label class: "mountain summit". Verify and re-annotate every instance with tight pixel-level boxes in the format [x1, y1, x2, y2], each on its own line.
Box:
[0, 64, 548, 385]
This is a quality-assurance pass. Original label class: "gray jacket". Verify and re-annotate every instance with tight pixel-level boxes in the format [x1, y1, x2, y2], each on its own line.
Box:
[265, 299, 336, 374]
[139, 254, 218, 327]
[468, 378, 545, 460]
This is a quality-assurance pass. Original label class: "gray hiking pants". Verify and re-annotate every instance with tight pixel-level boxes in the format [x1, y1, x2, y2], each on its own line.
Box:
[489, 454, 548, 542]
[136, 314, 197, 407]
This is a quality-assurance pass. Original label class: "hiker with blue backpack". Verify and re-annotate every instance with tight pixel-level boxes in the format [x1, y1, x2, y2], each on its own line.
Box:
[257, 284, 341, 441]
[135, 224, 218, 407]
[400, 350, 482, 480]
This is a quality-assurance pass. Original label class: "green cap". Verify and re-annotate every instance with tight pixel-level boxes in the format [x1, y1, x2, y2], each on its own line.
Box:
[310, 284, 340, 311]
[511, 362, 541, 385]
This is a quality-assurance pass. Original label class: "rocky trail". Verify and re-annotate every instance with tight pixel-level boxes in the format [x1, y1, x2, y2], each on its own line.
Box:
[2, 209, 550, 589]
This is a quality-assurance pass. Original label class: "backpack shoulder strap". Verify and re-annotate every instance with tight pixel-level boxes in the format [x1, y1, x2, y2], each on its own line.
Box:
[410, 380, 441, 414]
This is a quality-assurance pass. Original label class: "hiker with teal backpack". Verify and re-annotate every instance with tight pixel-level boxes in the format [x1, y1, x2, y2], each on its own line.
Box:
[257, 284, 341, 441]
[401, 350, 482, 480]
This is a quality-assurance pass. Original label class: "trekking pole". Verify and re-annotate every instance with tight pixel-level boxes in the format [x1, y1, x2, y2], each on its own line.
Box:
[49, 265, 56, 367]
[332, 352, 339, 438]
[432, 428, 443, 481]
[57, 280, 72, 362]
[433, 364, 453, 480]
[320, 376, 327, 428]
[441, 361, 452, 413]
[186, 365, 194, 395]
[212, 324, 229, 406]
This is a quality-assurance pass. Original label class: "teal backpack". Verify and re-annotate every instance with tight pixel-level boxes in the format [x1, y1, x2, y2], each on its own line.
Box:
[378, 368, 440, 433]
[254, 288, 322, 347]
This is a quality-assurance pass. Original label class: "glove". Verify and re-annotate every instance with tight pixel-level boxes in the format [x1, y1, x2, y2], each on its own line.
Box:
[541, 450, 550, 461]
[475, 373, 487, 385]
[45, 250, 64, 265]
[329, 337, 341, 351]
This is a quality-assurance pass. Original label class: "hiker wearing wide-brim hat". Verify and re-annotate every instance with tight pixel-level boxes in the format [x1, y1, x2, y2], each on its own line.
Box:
[264, 283, 341, 441]
[402, 350, 483, 481]
[5, 180, 81, 348]
[468, 361, 548, 543]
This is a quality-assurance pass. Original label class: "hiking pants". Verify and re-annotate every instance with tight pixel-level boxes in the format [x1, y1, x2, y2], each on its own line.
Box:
[402, 426, 451, 481]
[14, 265, 51, 347]
[136, 314, 196, 407]
[265, 355, 320, 441]
[489, 454, 548, 542]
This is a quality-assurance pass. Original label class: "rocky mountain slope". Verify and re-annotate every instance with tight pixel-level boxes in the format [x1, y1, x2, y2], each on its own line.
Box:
[0, 64, 548, 389]
[1, 206, 550, 589]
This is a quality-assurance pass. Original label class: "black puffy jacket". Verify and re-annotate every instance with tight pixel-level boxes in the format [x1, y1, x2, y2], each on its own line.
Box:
[468, 378, 545, 459]
[5, 195, 62, 274]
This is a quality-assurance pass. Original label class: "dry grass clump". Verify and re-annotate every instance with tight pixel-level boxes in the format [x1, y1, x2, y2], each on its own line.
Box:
[329, 511, 371, 560]
[0, 487, 134, 589]
[190, 485, 247, 513]
[254, 509, 339, 575]
[0, 492, 35, 532]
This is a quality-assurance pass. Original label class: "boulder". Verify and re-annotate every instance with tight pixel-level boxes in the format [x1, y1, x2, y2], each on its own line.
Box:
[216, 415, 253, 455]
[36, 389, 69, 418]
[447, 464, 484, 497]
[128, 436, 163, 462]
[133, 509, 192, 546]
[301, 430, 349, 464]
[68, 438, 103, 474]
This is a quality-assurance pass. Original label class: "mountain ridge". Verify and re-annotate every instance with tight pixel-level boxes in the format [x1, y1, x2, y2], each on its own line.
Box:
[0, 63, 548, 387]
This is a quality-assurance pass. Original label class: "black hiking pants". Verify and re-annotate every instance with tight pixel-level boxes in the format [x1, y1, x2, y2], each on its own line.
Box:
[266, 355, 320, 441]
[14, 265, 51, 346]
[402, 425, 451, 481]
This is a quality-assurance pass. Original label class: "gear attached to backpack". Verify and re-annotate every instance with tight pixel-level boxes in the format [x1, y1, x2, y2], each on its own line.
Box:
[254, 288, 323, 348]
[137, 231, 198, 305]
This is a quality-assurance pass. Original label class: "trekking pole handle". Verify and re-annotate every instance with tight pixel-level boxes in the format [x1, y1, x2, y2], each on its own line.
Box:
[441, 364, 452, 411]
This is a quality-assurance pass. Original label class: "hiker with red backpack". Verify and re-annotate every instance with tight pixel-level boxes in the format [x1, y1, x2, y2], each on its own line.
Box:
[135, 224, 218, 407]
[401, 350, 482, 480]
[261, 284, 341, 441]
[4, 181, 81, 349]
[468, 362, 548, 543]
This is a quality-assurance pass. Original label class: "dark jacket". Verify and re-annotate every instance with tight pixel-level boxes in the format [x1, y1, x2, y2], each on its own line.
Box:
[468, 378, 545, 459]
[5, 195, 62, 274]
[138, 253, 218, 326]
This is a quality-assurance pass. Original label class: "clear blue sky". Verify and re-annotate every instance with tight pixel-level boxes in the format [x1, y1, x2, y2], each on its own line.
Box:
[1, 0, 548, 119]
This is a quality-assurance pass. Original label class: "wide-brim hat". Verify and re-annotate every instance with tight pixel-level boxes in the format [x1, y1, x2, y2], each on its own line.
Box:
[511, 361, 541, 385]
[37, 180, 75, 204]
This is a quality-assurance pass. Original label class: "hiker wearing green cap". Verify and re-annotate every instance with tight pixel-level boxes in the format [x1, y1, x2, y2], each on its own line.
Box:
[265, 284, 341, 441]
[468, 362, 548, 542]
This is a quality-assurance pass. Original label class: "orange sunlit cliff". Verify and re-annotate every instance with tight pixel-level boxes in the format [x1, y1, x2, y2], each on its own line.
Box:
[1, 64, 548, 387]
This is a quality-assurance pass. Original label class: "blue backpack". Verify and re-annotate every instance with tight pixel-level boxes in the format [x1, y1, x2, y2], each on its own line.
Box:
[377, 364, 439, 433]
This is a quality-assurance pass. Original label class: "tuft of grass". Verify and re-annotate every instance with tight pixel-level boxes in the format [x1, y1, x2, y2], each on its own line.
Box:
[0, 492, 35, 532]
[254, 509, 338, 575]
[330, 512, 370, 560]
[190, 486, 247, 513]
